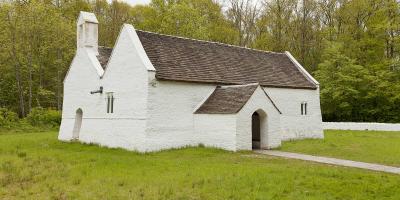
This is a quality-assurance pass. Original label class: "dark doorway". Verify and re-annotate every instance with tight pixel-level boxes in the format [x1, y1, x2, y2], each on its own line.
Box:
[252, 112, 261, 149]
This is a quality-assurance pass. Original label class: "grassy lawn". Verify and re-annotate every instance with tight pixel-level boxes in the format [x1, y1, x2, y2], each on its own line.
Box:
[280, 130, 400, 167]
[1, 131, 400, 199]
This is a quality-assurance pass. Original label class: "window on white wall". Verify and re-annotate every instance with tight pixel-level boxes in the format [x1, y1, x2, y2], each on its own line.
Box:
[78, 24, 83, 47]
[107, 92, 114, 113]
[301, 102, 307, 115]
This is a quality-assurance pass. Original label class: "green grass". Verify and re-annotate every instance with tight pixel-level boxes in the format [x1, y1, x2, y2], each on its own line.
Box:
[280, 130, 400, 167]
[1, 131, 400, 199]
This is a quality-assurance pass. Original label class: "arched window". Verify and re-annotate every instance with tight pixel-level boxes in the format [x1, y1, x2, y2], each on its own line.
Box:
[73, 108, 83, 140]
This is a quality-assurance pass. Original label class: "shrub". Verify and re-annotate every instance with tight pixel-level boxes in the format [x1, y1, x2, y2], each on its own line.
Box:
[26, 107, 61, 127]
[0, 108, 18, 128]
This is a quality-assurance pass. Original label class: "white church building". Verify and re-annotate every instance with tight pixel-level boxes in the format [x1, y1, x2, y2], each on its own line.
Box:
[58, 11, 324, 152]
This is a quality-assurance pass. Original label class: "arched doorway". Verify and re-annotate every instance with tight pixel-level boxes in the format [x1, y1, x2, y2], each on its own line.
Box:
[72, 108, 83, 140]
[252, 112, 261, 149]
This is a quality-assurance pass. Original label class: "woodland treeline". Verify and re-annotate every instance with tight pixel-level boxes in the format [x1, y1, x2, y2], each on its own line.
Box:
[0, 0, 399, 122]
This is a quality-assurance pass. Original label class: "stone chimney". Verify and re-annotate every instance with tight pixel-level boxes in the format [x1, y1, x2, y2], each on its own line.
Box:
[77, 11, 98, 55]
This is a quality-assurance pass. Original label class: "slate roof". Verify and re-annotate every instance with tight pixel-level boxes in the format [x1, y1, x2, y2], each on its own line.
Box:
[96, 30, 317, 89]
[195, 84, 259, 114]
[97, 46, 113, 69]
[136, 30, 317, 89]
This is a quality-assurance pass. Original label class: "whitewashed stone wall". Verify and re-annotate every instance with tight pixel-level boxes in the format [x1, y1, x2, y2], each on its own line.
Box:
[236, 86, 281, 150]
[59, 48, 103, 141]
[194, 114, 237, 151]
[264, 87, 324, 140]
[323, 122, 400, 131]
[76, 119, 146, 151]
[146, 83, 282, 151]
[60, 12, 325, 152]
[145, 81, 215, 152]
[59, 24, 150, 152]
[102, 24, 150, 119]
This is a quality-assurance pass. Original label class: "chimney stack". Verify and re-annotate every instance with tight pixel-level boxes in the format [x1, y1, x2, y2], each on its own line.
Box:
[77, 11, 98, 55]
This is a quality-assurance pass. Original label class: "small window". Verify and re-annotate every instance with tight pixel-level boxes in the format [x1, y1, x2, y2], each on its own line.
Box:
[301, 102, 307, 115]
[107, 92, 114, 113]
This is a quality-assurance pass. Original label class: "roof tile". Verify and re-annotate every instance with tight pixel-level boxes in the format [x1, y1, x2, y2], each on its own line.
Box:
[195, 84, 259, 114]
[96, 30, 317, 89]
[136, 30, 317, 89]
[97, 46, 112, 69]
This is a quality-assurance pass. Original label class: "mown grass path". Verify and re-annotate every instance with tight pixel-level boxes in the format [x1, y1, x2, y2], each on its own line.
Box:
[1, 131, 400, 199]
[280, 130, 400, 167]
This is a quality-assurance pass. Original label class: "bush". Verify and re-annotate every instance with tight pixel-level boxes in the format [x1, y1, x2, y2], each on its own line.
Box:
[26, 108, 61, 127]
[0, 108, 18, 128]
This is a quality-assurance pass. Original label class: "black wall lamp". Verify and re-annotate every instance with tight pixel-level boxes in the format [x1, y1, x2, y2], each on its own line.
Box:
[90, 86, 103, 94]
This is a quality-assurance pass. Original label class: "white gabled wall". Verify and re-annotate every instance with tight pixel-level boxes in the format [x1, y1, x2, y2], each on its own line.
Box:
[102, 24, 149, 118]
[91, 24, 151, 151]
[59, 22, 151, 151]
[236, 86, 281, 150]
[59, 49, 103, 141]
[264, 87, 323, 140]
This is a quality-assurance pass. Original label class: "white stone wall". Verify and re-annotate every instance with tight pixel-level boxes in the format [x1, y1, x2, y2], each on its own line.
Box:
[77, 119, 146, 151]
[264, 87, 324, 140]
[59, 24, 150, 152]
[102, 24, 149, 119]
[145, 81, 215, 152]
[145, 83, 284, 152]
[194, 114, 237, 151]
[59, 48, 103, 141]
[323, 122, 400, 131]
[60, 12, 325, 152]
[236, 87, 281, 150]
[94, 24, 153, 151]
[145, 83, 323, 151]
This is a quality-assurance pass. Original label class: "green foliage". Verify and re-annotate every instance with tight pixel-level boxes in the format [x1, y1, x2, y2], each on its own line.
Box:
[159, 3, 209, 39]
[0, 0, 399, 122]
[1, 131, 400, 199]
[316, 41, 400, 122]
[316, 42, 368, 121]
[26, 108, 61, 127]
[0, 107, 56, 133]
[0, 108, 18, 128]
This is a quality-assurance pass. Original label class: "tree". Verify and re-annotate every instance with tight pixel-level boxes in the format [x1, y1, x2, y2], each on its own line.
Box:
[315, 42, 369, 121]
[0, 0, 399, 122]
[225, 0, 260, 46]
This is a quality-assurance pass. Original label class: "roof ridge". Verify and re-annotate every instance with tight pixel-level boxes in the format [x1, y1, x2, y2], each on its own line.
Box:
[220, 83, 259, 88]
[136, 29, 284, 55]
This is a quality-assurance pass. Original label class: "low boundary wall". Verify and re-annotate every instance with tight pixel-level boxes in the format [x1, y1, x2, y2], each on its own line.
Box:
[323, 122, 400, 131]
